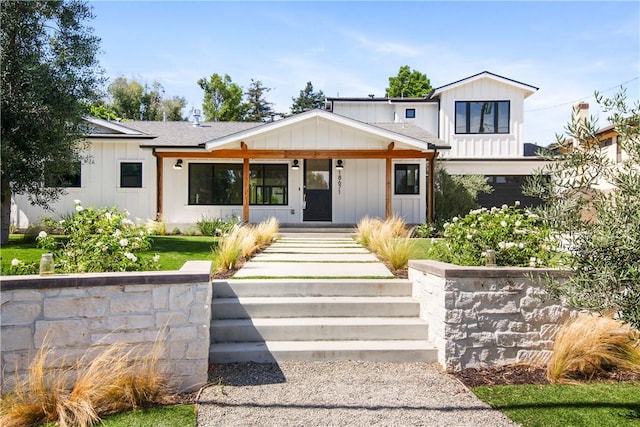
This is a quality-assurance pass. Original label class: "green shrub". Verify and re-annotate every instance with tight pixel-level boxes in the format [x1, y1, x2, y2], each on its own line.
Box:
[437, 203, 560, 267]
[196, 215, 240, 237]
[37, 201, 160, 273]
[413, 222, 436, 238]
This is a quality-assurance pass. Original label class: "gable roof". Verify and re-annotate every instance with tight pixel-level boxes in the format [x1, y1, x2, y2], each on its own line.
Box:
[204, 109, 449, 151]
[430, 71, 538, 99]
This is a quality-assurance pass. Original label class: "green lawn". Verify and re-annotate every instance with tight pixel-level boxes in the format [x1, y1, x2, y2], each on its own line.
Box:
[149, 235, 218, 270]
[473, 382, 640, 427]
[41, 404, 196, 427]
[0, 235, 217, 274]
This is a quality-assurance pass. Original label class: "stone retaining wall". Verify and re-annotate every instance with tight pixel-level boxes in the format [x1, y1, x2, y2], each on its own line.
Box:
[0, 261, 212, 393]
[409, 260, 574, 371]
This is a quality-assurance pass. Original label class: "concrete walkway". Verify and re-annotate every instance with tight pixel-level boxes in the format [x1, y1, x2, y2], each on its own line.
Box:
[232, 233, 395, 279]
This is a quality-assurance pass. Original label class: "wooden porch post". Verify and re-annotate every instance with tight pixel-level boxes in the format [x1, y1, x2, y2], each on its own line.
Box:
[242, 158, 250, 223]
[155, 152, 163, 221]
[427, 154, 435, 223]
[385, 157, 392, 219]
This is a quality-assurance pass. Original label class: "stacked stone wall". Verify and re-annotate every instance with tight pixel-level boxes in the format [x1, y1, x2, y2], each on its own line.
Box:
[1, 262, 212, 393]
[409, 260, 574, 371]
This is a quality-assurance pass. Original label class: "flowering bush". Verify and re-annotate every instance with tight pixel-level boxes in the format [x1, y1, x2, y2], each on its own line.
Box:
[9, 258, 38, 275]
[439, 202, 559, 267]
[37, 201, 160, 273]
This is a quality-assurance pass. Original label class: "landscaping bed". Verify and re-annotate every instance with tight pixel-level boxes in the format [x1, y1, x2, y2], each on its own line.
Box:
[454, 364, 640, 387]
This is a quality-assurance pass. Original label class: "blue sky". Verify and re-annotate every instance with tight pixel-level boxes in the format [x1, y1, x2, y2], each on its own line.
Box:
[89, 0, 639, 145]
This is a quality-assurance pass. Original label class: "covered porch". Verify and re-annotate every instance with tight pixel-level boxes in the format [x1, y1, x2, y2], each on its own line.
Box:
[151, 110, 447, 226]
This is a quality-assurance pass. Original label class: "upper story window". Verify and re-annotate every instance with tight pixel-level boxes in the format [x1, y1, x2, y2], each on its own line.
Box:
[405, 108, 416, 119]
[120, 162, 143, 188]
[455, 101, 510, 134]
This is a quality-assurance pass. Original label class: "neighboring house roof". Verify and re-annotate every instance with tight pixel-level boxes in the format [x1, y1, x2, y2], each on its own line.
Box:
[430, 71, 539, 99]
[204, 109, 449, 151]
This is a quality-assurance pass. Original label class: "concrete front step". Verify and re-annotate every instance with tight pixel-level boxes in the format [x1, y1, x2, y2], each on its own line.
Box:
[212, 296, 420, 319]
[211, 317, 429, 342]
[213, 279, 413, 298]
[209, 340, 438, 363]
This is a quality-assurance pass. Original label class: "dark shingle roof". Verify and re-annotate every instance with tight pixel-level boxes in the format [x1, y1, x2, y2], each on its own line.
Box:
[125, 121, 265, 147]
[367, 122, 443, 146]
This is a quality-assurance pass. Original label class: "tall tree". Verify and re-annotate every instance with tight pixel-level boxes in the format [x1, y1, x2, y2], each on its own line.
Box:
[197, 73, 246, 121]
[1, 0, 104, 244]
[524, 90, 640, 329]
[290, 81, 325, 114]
[160, 96, 186, 121]
[386, 65, 432, 98]
[108, 77, 165, 120]
[244, 79, 275, 122]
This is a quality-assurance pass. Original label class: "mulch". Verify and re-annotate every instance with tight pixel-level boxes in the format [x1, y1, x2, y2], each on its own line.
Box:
[453, 364, 640, 388]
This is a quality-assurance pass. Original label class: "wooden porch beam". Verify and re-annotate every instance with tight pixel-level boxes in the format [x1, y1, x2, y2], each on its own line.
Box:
[156, 149, 434, 160]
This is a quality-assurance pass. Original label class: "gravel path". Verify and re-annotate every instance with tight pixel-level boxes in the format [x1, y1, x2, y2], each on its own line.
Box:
[196, 361, 519, 426]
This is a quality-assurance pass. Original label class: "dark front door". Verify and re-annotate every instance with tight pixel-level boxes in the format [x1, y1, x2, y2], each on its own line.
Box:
[303, 159, 332, 221]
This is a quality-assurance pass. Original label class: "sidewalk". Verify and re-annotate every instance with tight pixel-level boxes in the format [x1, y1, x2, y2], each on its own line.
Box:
[232, 233, 395, 279]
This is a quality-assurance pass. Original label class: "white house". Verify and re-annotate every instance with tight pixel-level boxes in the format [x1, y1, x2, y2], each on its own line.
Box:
[11, 71, 545, 229]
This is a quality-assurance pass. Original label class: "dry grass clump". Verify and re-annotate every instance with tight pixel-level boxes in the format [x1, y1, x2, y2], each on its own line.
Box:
[0, 338, 170, 427]
[354, 216, 383, 248]
[253, 217, 279, 247]
[213, 217, 279, 272]
[547, 315, 640, 384]
[355, 215, 414, 270]
[376, 237, 419, 270]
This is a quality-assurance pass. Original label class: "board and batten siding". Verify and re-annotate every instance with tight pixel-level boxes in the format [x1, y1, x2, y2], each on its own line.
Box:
[438, 78, 525, 159]
[168, 158, 427, 226]
[11, 138, 157, 229]
[332, 102, 439, 136]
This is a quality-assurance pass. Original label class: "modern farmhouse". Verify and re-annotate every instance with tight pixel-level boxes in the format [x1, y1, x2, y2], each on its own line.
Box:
[11, 71, 547, 229]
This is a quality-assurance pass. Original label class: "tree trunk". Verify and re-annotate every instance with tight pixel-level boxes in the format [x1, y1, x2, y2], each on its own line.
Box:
[1, 178, 12, 244]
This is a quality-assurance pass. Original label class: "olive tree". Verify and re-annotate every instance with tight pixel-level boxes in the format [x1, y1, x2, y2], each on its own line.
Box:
[525, 89, 640, 329]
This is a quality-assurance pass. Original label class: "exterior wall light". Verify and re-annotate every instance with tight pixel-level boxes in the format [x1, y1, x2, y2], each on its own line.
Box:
[336, 159, 344, 170]
[291, 159, 300, 170]
[173, 159, 183, 170]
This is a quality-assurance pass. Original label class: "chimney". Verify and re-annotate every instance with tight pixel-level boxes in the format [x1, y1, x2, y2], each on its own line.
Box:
[576, 102, 589, 123]
[574, 102, 590, 149]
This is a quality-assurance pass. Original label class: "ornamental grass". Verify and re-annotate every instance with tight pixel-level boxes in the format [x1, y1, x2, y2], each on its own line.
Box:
[213, 217, 279, 272]
[0, 336, 171, 427]
[547, 315, 640, 384]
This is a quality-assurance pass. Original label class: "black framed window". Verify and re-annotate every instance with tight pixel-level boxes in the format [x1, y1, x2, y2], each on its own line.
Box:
[120, 162, 142, 188]
[455, 101, 510, 134]
[189, 163, 288, 205]
[45, 161, 81, 188]
[250, 164, 288, 205]
[405, 108, 416, 119]
[394, 164, 419, 195]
